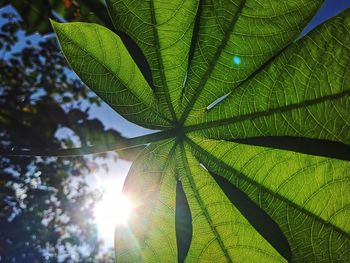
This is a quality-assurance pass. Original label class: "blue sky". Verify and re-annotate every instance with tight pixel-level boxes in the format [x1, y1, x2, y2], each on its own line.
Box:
[303, 0, 350, 34]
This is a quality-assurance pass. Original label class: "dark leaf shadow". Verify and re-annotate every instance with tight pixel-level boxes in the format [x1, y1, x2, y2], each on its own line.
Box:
[176, 180, 192, 262]
[210, 171, 292, 262]
[234, 136, 350, 161]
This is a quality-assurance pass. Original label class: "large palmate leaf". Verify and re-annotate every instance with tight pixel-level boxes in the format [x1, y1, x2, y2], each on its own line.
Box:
[52, 0, 350, 261]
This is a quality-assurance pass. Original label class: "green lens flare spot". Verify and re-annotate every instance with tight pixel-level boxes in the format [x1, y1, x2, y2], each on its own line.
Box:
[232, 55, 241, 65]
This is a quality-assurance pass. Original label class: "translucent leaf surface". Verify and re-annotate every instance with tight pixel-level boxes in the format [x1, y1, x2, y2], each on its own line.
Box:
[53, 1, 350, 262]
[180, 0, 323, 122]
[176, 144, 286, 262]
[52, 21, 172, 129]
[186, 10, 350, 144]
[186, 135, 350, 262]
[116, 140, 177, 262]
[107, 0, 199, 119]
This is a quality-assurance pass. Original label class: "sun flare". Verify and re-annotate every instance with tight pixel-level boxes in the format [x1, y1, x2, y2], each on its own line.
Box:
[94, 189, 132, 238]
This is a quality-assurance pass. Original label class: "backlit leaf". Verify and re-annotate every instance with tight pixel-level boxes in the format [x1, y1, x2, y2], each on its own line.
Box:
[52, 21, 172, 129]
[53, 0, 350, 261]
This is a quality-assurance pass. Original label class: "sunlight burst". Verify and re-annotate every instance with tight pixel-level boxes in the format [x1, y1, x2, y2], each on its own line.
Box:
[94, 190, 132, 237]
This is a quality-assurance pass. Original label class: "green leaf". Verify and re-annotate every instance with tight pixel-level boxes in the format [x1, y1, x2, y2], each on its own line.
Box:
[115, 139, 178, 262]
[53, 1, 350, 262]
[116, 140, 286, 262]
[176, 143, 286, 262]
[179, 0, 323, 122]
[186, 135, 350, 262]
[185, 10, 350, 144]
[107, 0, 199, 119]
[51, 21, 172, 129]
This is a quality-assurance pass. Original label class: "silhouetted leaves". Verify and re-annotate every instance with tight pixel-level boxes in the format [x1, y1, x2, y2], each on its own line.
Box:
[0, 10, 120, 262]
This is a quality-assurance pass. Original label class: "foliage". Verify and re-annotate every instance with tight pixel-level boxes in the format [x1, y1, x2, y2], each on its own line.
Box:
[0, 11, 121, 262]
[0, 0, 111, 34]
[46, 0, 350, 262]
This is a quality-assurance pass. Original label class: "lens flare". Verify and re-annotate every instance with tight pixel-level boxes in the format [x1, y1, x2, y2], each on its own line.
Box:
[232, 55, 241, 65]
[94, 191, 132, 239]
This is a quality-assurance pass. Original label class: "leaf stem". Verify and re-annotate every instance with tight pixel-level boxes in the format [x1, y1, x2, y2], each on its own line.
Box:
[0, 129, 179, 157]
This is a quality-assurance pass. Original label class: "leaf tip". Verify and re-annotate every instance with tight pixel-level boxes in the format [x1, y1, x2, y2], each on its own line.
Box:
[49, 19, 62, 35]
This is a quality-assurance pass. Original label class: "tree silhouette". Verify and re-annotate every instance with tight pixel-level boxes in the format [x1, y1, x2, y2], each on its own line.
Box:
[0, 8, 122, 262]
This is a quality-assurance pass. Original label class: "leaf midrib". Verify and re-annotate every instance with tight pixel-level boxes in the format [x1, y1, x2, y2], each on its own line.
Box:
[183, 89, 350, 133]
[179, 0, 247, 124]
[149, 0, 178, 123]
[185, 136, 350, 239]
[139, 140, 178, 258]
[179, 143, 233, 262]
